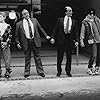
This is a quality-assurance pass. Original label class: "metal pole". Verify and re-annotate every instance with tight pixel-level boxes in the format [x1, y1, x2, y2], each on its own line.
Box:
[76, 45, 79, 66]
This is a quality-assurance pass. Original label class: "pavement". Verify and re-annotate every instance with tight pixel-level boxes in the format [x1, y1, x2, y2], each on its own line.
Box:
[0, 49, 100, 100]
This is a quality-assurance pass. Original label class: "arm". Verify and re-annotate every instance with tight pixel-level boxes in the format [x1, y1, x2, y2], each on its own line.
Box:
[36, 19, 50, 39]
[50, 19, 59, 44]
[1, 25, 12, 50]
[52, 19, 59, 39]
[5, 25, 12, 44]
[15, 23, 21, 49]
[73, 20, 79, 47]
[15, 23, 20, 44]
[80, 23, 85, 47]
[74, 21, 79, 42]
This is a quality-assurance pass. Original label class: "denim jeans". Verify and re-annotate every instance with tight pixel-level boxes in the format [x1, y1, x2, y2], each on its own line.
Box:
[88, 43, 100, 68]
[0, 46, 11, 69]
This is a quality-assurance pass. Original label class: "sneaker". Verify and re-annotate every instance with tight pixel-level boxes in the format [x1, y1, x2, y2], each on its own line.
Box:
[94, 67, 99, 75]
[87, 68, 95, 75]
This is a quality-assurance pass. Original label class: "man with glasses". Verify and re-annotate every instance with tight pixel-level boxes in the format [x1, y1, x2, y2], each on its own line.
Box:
[15, 9, 51, 78]
[51, 6, 79, 77]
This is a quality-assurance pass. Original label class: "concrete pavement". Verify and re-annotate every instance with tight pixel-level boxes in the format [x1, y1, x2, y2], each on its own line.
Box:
[0, 49, 100, 100]
[1, 49, 90, 80]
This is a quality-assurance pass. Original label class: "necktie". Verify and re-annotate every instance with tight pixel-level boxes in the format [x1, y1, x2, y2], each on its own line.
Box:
[27, 19, 33, 38]
[65, 17, 69, 34]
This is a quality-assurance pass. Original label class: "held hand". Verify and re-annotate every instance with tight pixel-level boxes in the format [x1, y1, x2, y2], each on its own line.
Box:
[50, 38, 55, 44]
[1, 42, 7, 49]
[17, 43, 21, 49]
[46, 36, 51, 40]
[80, 39, 85, 47]
[80, 42, 85, 47]
[80, 41, 85, 47]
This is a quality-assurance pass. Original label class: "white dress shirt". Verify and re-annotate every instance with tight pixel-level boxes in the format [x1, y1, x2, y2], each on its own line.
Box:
[0, 22, 8, 36]
[64, 16, 72, 32]
[23, 18, 34, 39]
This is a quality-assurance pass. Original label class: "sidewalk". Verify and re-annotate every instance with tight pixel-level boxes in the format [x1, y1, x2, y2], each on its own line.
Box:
[1, 49, 89, 80]
[0, 50, 100, 100]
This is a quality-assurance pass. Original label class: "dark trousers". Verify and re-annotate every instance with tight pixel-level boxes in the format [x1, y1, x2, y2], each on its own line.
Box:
[88, 43, 100, 68]
[57, 34, 73, 74]
[24, 39, 44, 75]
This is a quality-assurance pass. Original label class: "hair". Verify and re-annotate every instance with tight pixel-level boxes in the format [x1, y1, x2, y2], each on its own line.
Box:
[64, 6, 72, 12]
[0, 12, 6, 18]
[22, 9, 29, 15]
[87, 8, 96, 15]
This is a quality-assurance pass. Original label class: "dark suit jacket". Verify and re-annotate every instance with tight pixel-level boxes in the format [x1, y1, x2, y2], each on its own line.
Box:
[52, 17, 79, 46]
[15, 18, 48, 51]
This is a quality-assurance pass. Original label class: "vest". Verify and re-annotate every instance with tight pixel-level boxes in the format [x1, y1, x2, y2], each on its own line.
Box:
[83, 20, 94, 40]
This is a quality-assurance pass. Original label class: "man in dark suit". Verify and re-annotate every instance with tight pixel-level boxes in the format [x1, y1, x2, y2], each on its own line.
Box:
[51, 6, 79, 77]
[15, 9, 51, 78]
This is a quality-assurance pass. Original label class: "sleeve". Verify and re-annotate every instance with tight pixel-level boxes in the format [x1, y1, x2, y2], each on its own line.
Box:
[80, 23, 85, 40]
[51, 18, 59, 39]
[74, 20, 79, 42]
[5, 25, 12, 44]
[36, 19, 48, 38]
[15, 23, 20, 44]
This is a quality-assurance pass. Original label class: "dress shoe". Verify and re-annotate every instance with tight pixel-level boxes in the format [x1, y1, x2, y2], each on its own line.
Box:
[24, 74, 29, 78]
[39, 73, 45, 77]
[56, 73, 61, 77]
[5, 68, 12, 79]
[66, 73, 72, 77]
[24, 71, 30, 78]
[94, 67, 99, 75]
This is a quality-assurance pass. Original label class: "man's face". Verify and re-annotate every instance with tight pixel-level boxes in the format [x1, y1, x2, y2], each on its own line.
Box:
[22, 10, 30, 19]
[0, 14, 5, 23]
[65, 9, 73, 17]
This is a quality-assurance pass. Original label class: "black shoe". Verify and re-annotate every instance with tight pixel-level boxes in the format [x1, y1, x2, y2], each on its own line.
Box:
[56, 73, 61, 77]
[66, 73, 72, 77]
[24, 71, 30, 78]
[5, 69, 12, 79]
[39, 73, 45, 77]
[24, 74, 29, 78]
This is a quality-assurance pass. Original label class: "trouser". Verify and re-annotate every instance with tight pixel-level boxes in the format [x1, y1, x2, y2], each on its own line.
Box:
[0, 46, 11, 70]
[88, 43, 100, 68]
[24, 39, 44, 75]
[0, 48, 1, 69]
[57, 35, 73, 74]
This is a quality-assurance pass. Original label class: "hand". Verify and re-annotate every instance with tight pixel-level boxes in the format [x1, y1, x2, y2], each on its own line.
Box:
[46, 36, 51, 40]
[75, 42, 79, 47]
[80, 42, 85, 47]
[80, 40, 85, 47]
[50, 38, 55, 44]
[17, 43, 21, 49]
[1, 42, 7, 49]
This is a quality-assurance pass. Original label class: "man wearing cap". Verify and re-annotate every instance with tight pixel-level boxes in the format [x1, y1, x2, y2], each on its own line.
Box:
[51, 6, 79, 77]
[0, 12, 12, 78]
[15, 9, 52, 78]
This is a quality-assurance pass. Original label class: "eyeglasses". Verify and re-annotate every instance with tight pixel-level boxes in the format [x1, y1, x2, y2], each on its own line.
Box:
[22, 11, 29, 15]
[65, 10, 72, 12]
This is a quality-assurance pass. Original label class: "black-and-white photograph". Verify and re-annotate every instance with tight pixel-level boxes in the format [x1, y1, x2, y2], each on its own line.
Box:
[0, 0, 100, 100]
